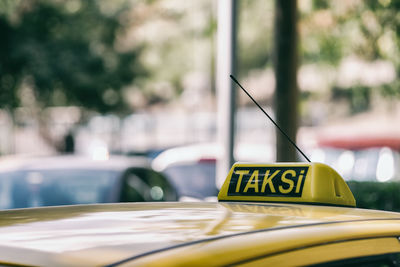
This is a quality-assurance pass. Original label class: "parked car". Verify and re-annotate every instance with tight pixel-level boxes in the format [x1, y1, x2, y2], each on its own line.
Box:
[0, 155, 178, 209]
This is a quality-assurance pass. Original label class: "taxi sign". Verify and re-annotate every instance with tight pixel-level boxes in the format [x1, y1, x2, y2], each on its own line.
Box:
[218, 162, 356, 207]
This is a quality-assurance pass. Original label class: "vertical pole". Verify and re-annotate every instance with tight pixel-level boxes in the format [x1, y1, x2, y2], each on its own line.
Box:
[216, 0, 237, 188]
[274, 0, 299, 162]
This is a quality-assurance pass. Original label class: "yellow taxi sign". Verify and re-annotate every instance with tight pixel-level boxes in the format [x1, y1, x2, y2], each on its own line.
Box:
[218, 162, 356, 207]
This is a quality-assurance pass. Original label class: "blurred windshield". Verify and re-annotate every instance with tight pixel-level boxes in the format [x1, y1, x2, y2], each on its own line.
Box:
[163, 161, 218, 199]
[0, 169, 119, 209]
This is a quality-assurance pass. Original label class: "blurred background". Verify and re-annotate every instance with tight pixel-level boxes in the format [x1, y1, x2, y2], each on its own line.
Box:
[1, 0, 400, 210]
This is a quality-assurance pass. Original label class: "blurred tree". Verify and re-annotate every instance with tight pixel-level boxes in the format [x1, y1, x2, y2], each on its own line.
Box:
[0, 15, 18, 108]
[237, 1, 273, 74]
[0, 0, 145, 113]
[300, 0, 400, 116]
[128, 1, 215, 105]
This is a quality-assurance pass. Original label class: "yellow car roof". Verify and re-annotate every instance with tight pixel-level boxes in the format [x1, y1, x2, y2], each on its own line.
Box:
[0, 202, 400, 266]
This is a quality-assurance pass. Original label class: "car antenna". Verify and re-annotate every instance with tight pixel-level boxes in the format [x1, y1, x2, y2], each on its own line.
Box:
[230, 74, 311, 163]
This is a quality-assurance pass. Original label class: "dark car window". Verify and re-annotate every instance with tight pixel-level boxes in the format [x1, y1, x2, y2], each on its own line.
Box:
[0, 169, 119, 209]
[120, 168, 178, 202]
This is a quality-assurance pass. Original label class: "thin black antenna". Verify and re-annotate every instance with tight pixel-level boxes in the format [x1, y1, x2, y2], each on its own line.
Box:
[230, 74, 311, 163]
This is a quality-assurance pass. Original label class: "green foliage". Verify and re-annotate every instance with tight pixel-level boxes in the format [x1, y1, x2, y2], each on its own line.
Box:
[297, 0, 400, 114]
[380, 81, 400, 98]
[332, 86, 371, 114]
[0, 0, 145, 113]
[348, 181, 400, 212]
[0, 16, 18, 108]
[301, 32, 343, 66]
[237, 0, 274, 74]
[312, 0, 329, 10]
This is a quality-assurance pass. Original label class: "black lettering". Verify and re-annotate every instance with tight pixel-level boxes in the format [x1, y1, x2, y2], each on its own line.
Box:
[227, 166, 308, 197]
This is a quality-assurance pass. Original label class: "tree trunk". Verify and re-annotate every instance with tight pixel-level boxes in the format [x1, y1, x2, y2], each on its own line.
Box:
[273, 0, 299, 162]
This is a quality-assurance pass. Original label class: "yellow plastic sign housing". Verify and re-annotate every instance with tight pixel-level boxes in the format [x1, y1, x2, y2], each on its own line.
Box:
[218, 162, 356, 207]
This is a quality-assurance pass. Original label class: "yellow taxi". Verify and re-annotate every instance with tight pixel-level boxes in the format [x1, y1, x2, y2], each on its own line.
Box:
[1, 162, 400, 266]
